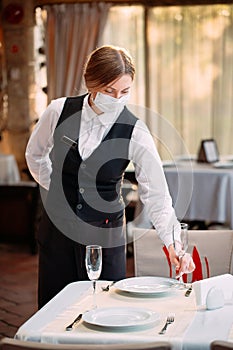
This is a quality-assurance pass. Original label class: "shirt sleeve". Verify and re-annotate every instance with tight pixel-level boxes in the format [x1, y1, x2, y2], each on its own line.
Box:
[129, 119, 181, 247]
[25, 98, 66, 190]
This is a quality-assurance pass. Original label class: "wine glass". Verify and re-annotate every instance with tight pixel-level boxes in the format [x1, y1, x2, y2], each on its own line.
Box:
[173, 223, 189, 288]
[85, 245, 102, 309]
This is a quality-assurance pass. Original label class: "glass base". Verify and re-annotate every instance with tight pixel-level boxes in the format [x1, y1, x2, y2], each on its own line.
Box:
[172, 276, 188, 290]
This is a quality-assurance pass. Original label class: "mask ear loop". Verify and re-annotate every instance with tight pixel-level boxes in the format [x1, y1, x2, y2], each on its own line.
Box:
[88, 93, 103, 115]
[89, 92, 97, 101]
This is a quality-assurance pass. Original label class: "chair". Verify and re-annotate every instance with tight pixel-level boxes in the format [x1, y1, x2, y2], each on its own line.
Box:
[211, 340, 233, 350]
[0, 337, 171, 350]
[0, 181, 39, 254]
[133, 228, 233, 282]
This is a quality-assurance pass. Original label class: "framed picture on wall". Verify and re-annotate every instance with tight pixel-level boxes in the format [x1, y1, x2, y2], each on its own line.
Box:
[197, 139, 219, 163]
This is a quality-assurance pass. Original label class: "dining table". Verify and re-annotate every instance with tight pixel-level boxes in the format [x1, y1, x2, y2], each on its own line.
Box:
[163, 159, 233, 229]
[15, 277, 233, 350]
[0, 153, 20, 184]
[125, 157, 233, 230]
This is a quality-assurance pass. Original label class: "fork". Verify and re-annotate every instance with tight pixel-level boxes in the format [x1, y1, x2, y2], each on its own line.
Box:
[158, 314, 175, 334]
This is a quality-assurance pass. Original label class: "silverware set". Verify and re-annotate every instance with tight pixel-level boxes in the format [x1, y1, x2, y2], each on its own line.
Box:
[66, 311, 176, 334]
[66, 280, 194, 332]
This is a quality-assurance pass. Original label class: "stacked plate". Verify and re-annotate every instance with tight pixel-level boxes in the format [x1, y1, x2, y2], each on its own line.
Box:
[213, 161, 233, 169]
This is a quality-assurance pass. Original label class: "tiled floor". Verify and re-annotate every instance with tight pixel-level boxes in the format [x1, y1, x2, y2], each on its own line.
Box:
[0, 241, 134, 340]
[0, 243, 38, 339]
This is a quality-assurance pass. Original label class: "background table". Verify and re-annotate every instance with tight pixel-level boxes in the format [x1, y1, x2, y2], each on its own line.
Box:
[125, 160, 233, 230]
[164, 161, 233, 229]
[0, 153, 20, 184]
[15, 280, 233, 350]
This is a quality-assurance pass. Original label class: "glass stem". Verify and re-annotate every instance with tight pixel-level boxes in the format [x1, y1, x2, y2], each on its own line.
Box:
[93, 280, 97, 309]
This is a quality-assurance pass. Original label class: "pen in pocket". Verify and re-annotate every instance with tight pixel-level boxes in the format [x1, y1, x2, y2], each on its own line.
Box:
[61, 135, 77, 149]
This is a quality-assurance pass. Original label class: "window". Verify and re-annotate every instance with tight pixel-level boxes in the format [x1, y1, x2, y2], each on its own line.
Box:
[102, 4, 233, 159]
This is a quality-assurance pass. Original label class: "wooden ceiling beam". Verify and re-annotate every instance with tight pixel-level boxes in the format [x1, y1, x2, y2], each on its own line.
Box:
[34, 0, 233, 8]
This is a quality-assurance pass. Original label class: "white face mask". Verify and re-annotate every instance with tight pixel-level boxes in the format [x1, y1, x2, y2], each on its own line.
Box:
[92, 92, 130, 114]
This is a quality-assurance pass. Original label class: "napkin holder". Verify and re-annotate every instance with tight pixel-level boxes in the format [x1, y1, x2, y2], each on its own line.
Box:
[192, 274, 233, 308]
[206, 287, 224, 310]
[197, 139, 219, 163]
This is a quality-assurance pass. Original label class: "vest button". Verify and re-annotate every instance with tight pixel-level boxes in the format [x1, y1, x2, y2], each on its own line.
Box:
[77, 204, 82, 210]
[80, 163, 86, 169]
[79, 188, 84, 194]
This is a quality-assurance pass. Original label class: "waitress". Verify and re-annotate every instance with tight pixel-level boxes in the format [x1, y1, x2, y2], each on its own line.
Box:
[26, 45, 195, 308]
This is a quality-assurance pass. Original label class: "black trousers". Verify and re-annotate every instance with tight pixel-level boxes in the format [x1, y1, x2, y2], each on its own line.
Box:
[37, 210, 126, 309]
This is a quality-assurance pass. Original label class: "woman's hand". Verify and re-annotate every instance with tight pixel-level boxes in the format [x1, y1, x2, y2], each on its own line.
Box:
[168, 244, 195, 276]
[168, 244, 179, 268]
[178, 252, 196, 276]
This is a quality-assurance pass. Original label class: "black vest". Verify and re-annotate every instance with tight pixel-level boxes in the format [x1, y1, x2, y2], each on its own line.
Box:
[46, 95, 138, 225]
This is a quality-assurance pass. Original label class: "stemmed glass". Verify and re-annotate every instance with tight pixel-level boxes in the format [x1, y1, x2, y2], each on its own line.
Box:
[85, 245, 102, 309]
[173, 223, 189, 289]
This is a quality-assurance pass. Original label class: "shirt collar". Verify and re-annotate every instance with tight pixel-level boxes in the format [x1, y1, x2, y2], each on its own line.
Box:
[82, 94, 96, 123]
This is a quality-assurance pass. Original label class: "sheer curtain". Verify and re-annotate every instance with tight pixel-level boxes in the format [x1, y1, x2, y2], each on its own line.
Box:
[148, 5, 233, 157]
[102, 4, 233, 158]
[101, 6, 146, 111]
[44, 3, 110, 102]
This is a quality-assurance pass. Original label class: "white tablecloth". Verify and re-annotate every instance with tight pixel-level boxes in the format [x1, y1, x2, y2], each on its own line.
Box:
[164, 162, 233, 228]
[15, 280, 233, 349]
[0, 153, 20, 184]
[126, 161, 233, 230]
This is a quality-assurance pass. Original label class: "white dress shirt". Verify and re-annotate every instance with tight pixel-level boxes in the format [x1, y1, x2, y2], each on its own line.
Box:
[25, 95, 180, 246]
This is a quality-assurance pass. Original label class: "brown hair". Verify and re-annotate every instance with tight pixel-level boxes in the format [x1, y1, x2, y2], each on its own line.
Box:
[84, 45, 135, 91]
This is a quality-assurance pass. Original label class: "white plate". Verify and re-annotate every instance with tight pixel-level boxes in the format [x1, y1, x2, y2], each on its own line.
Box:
[114, 276, 176, 295]
[220, 155, 233, 162]
[82, 307, 160, 329]
[175, 154, 196, 161]
[162, 160, 176, 168]
[213, 161, 233, 169]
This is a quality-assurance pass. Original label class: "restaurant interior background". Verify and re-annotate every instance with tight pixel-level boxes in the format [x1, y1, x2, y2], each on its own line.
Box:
[0, 0, 233, 171]
[0, 0, 233, 341]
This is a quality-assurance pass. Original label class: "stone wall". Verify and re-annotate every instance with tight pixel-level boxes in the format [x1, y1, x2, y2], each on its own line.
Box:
[1, 0, 36, 177]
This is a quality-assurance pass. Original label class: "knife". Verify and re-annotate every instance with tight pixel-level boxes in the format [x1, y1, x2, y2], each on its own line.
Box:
[65, 313, 83, 331]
